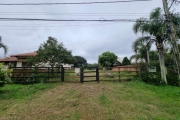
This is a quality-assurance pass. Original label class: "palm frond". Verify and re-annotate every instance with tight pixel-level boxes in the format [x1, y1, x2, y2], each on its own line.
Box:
[134, 36, 152, 44]
[150, 7, 162, 20]
[130, 54, 141, 62]
[133, 18, 148, 34]
[0, 42, 8, 55]
[132, 36, 153, 55]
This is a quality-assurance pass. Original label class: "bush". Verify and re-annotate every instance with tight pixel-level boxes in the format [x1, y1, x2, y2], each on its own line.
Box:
[11, 67, 62, 84]
[11, 68, 44, 84]
[0, 63, 12, 87]
[140, 72, 162, 85]
[12, 73, 48, 84]
[0, 81, 4, 87]
[166, 74, 179, 86]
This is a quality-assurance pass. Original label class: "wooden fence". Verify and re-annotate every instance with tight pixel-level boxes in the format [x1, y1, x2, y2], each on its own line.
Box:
[10, 66, 139, 84]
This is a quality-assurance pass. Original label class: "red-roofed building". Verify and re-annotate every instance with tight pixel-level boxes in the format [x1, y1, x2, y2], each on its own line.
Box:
[11, 52, 37, 58]
[0, 51, 74, 68]
[0, 52, 37, 68]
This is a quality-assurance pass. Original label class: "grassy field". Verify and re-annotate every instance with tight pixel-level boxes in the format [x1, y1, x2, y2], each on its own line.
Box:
[0, 81, 180, 120]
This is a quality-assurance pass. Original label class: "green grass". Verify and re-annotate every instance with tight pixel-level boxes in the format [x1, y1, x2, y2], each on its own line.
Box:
[98, 94, 111, 107]
[0, 83, 58, 100]
[0, 81, 180, 120]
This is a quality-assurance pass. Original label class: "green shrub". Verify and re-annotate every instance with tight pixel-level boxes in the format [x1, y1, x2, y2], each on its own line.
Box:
[12, 73, 48, 84]
[0, 63, 12, 87]
[11, 67, 61, 84]
[140, 72, 162, 85]
[140, 72, 180, 86]
[166, 74, 179, 86]
[0, 81, 4, 87]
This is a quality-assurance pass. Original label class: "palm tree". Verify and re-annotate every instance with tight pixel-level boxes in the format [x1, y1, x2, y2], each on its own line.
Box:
[131, 36, 153, 63]
[0, 36, 8, 55]
[133, 7, 168, 83]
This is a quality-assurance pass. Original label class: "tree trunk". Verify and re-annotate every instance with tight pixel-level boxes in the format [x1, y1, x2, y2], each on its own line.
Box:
[146, 50, 150, 63]
[158, 49, 167, 84]
[156, 36, 167, 84]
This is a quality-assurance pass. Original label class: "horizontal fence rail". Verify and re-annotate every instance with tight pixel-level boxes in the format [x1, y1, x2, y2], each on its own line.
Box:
[9, 66, 139, 84]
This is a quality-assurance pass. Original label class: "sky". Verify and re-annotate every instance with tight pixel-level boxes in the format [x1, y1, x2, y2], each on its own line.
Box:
[0, 0, 180, 63]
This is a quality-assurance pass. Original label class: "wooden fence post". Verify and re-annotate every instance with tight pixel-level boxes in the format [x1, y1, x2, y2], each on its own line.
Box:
[48, 67, 50, 81]
[23, 67, 25, 83]
[118, 67, 121, 82]
[96, 67, 99, 83]
[137, 65, 140, 78]
[80, 67, 84, 83]
[61, 66, 64, 82]
[34, 67, 37, 83]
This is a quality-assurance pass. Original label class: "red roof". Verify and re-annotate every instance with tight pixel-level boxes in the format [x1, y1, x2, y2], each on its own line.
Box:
[0, 57, 17, 62]
[10, 52, 37, 57]
[0, 52, 37, 62]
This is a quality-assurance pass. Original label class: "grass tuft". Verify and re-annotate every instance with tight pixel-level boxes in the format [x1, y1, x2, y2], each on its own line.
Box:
[98, 94, 111, 107]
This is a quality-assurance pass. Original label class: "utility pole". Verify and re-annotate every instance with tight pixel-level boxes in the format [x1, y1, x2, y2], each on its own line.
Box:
[162, 0, 180, 85]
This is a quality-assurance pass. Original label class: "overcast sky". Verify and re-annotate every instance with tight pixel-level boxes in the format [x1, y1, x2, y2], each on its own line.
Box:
[0, 0, 180, 63]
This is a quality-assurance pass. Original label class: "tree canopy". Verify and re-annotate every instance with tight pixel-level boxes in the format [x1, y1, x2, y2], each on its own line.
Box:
[132, 7, 180, 84]
[74, 56, 87, 67]
[122, 57, 131, 66]
[26, 36, 75, 67]
[131, 36, 153, 63]
[133, 7, 168, 83]
[98, 51, 118, 67]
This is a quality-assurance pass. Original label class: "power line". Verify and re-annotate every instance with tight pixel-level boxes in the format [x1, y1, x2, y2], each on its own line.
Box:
[0, 23, 117, 27]
[0, 22, 119, 30]
[0, 13, 149, 16]
[0, 0, 152, 5]
[0, 12, 149, 14]
[0, 12, 149, 16]
[0, 12, 149, 18]
[0, 18, 146, 22]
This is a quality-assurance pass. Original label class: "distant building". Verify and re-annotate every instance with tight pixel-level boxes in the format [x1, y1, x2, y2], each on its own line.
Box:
[0, 52, 73, 68]
[0, 52, 37, 69]
[114, 57, 124, 66]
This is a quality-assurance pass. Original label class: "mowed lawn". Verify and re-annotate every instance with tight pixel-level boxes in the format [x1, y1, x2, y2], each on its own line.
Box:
[0, 81, 180, 120]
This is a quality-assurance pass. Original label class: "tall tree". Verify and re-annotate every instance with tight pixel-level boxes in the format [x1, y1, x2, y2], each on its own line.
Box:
[162, 0, 180, 86]
[133, 7, 168, 84]
[26, 55, 41, 67]
[74, 56, 87, 67]
[98, 51, 118, 67]
[27, 37, 75, 69]
[0, 36, 8, 55]
[133, 8, 180, 84]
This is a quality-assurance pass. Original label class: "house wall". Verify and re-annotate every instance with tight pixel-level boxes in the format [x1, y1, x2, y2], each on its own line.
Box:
[16, 62, 22, 67]
[36, 62, 73, 68]
[63, 64, 73, 68]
